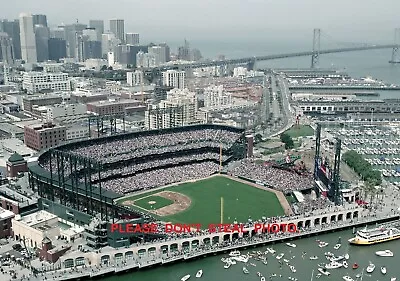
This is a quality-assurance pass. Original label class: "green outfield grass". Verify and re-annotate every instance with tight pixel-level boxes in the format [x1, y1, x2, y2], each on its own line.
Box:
[284, 125, 314, 138]
[133, 195, 174, 210]
[117, 176, 285, 226]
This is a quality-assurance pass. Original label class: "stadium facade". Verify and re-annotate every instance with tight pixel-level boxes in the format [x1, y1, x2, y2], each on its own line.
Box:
[28, 124, 247, 248]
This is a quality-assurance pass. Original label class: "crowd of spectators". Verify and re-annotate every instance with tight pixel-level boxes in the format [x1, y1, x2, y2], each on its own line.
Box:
[102, 161, 220, 194]
[292, 196, 333, 215]
[230, 159, 314, 193]
[64, 129, 242, 164]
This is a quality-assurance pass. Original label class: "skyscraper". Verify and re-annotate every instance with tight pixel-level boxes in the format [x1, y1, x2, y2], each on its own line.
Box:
[35, 24, 49, 62]
[126, 33, 139, 45]
[109, 19, 124, 43]
[89, 20, 104, 40]
[0, 19, 21, 59]
[48, 38, 66, 62]
[32, 14, 47, 27]
[19, 13, 37, 63]
[0, 32, 14, 64]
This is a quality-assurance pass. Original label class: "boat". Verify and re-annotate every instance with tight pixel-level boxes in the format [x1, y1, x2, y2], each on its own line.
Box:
[250, 263, 256, 267]
[229, 250, 241, 257]
[391, 278, 397, 281]
[263, 260, 268, 265]
[181, 275, 191, 281]
[286, 242, 297, 248]
[276, 253, 284, 260]
[261, 277, 266, 281]
[257, 272, 261, 277]
[319, 242, 329, 248]
[289, 265, 296, 273]
[381, 266, 387, 274]
[243, 267, 249, 274]
[366, 262, 376, 273]
[352, 263, 359, 269]
[310, 256, 318, 260]
[283, 259, 289, 263]
[325, 261, 343, 269]
[196, 270, 203, 278]
[224, 263, 230, 269]
[343, 276, 354, 281]
[342, 261, 348, 268]
[267, 248, 276, 254]
[348, 226, 400, 245]
[334, 243, 341, 250]
[331, 255, 345, 262]
[318, 268, 330, 276]
[344, 253, 350, 260]
[375, 250, 394, 257]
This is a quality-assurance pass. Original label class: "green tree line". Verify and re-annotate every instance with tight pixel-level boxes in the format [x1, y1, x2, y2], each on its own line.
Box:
[342, 150, 382, 185]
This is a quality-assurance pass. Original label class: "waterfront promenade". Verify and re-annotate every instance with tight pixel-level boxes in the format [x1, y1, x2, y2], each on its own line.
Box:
[16, 209, 400, 281]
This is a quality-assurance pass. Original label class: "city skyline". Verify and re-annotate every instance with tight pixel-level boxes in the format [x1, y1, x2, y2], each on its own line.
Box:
[1, 0, 400, 43]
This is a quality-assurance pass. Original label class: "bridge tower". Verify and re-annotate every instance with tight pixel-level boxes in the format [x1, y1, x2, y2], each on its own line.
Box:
[389, 28, 400, 64]
[311, 28, 321, 68]
[313, 123, 321, 180]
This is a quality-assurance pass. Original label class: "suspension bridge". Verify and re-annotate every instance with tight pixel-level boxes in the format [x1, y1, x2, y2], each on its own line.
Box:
[150, 28, 400, 72]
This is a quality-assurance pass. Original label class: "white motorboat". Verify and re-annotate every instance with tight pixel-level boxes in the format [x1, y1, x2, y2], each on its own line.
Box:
[286, 242, 297, 248]
[261, 277, 266, 281]
[263, 260, 268, 265]
[331, 255, 345, 262]
[366, 263, 376, 273]
[229, 250, 241, 257]
[181, 274, 191, 281]
[243, 267, 249, 274]
[267, 248, 276, 254]
[289, 265, 296, 273]
[276, 253, 284, 260]
[375, 250, 394, 257]
[310, 256, 319, 260]
[344, 253, 350, 260]
[390, 278, 397, 281]
[381, 266, 387, 275]
[231, 255, 248, 263]
[342, 261, 348, 268]
[334, 243, 341, 250]
[325, 261, 343, 269]
[228, 259, 236, 265]
[343, 276, 354, 281]
[318, 268, 330, 276]
[224, 263, 230, 269]
[319, 241, 329, 248]
[196, 270, 203, 278]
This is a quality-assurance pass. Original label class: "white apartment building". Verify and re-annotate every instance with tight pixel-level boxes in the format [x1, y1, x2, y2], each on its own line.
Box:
[136, 51, 156, 68]
[233, 67, 248, 77]
[145, 88, 198, 130]
[127, 70, 144, 86]
[19, 13, 37, 64]
[22, 71, 71, 93]
[46, 103, 87, 122]
[203, 85, 232, 108]
[162, 70, 185, 89]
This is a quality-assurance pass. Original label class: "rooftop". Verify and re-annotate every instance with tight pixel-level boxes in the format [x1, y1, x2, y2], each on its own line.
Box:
[16, 210, 57, 227]
[87, 99, 141, 107]
[0, 123, 24, 135]
[1, 138, 36, 157]
[0, 207, 15, 220]
[8, 152, 24, 163]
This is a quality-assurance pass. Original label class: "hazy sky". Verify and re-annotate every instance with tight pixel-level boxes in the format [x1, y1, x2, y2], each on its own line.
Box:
[1, 0, 400, 43]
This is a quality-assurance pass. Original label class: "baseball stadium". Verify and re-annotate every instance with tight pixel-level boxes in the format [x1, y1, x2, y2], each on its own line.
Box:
[28, 124, 313, 249]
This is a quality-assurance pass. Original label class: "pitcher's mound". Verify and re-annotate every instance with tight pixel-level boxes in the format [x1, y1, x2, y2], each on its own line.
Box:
[148, 201, 156, 205]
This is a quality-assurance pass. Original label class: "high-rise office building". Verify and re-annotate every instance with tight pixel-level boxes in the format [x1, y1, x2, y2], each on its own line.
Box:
[0, 19, 21, 59]
[89, 20, 104, 40]
[109, 19, 124, 43]
[159, 43, 170, 62]
[19, 13, 37, 63]
[63, 23, 87, 58]
[148, 46, 166, 66]
[0, 32, 14, 64]
[101, 32, 119, 56]
[35, 24, 49, 62]
[48, 38, 66, 62]
[50, 27, 66, 40]
[126, 33, 139, 45]
[32, 14, 47, 27]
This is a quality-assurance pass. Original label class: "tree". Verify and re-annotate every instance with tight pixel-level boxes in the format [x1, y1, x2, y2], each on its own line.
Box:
[343, 150, 382, 186]
[100, 65, 107, 71]
[280, 133, 294, 149]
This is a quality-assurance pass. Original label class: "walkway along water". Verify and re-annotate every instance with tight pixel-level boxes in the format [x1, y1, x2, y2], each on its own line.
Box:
[20, 210, 400, 281]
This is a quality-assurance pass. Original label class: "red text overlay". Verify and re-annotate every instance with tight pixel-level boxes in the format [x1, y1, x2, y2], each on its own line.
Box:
[110, 223, 297, 234]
